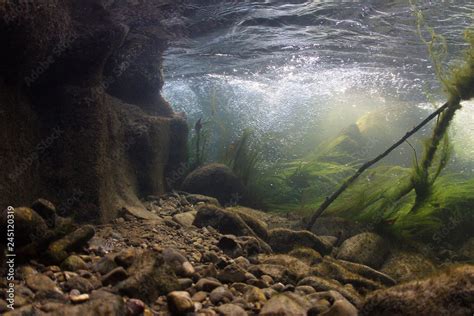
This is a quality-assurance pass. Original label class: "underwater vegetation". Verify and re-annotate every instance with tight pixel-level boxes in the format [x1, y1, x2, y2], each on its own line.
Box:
[223, 129, 261, 187]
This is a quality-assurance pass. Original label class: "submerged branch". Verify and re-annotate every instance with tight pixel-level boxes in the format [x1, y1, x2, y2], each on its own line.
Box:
[305, 101, 450, 230]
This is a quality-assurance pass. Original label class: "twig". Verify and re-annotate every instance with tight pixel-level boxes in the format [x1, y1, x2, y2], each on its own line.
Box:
[305, 101, 450, 230]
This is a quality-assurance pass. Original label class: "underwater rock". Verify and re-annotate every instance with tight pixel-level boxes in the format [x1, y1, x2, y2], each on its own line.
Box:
[288, 247, 323, 265]
[459, 237, 474, 261]
[380, 250, 436, 282]
[310, 257, 385, 293]
[226, 206, 269, 240]
[31, 198, 57, 228]
[173, 211, 197, 227]
[260, 292, 310, 316]
[333, 258, 396, 287]
[310, 216, 363, 245]
[60, 255, 88, 272]
[182, 163, 245, 205]
[248, 264, 298, 285]
[46, 225, 95, 264]
[185, 194, 221, 207]
[360, 265, 474, 316]
[52, 290, 125, 316]
[115, 251, 179, 304]
[167, 291, 195, 315]
[336, 232, 389, 269]
[193, 205, 259, 238]
[1, 207, 49, 248]
[298, 276, 362, 308]
[258, 255, 311, 281]
[266, 228, 333, 255]
[319, 299, 358, 316]
[216, 303, 248, 316]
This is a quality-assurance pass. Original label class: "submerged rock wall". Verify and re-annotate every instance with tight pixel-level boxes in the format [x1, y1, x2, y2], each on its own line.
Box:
[0, 1, 187, 222]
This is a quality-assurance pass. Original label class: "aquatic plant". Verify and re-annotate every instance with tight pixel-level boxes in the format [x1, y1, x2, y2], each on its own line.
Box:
[189, 117, 210, 169]
[305, 23, 474, 229]
[223, 129, 261, 186]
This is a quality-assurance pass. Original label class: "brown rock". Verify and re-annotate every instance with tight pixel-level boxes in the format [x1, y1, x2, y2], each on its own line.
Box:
[260, 292, 309, 316]
[360, 265, 474, 316]
[167, 291, 195, 315]
[101, 267, 129, 286]
[216, 304, 248, 316]
[336, 232, 389, 269]
[209, 286, 233, 304]
[115, 251, 179, 304]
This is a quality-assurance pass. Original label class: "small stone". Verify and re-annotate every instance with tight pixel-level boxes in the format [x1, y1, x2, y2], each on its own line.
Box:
[209, 286, 233, 304]
[115, 248, 140, 268]
[217, 264, 248, 283]
[196, 309, 217, 316]
[167, 291, 195, 315]
[243, 286, 266, 303]
[271, 283, 285, 292]
[234, 256, 250, 267]
[70, 293, 90, 303]
[260, 293, 308, 316]
[61, 255, 88, 271]
[101, 267, 129, 286]
[25, 274, 59, 293]
[93, 254, 118, 275]
[173, 211, 197, 227]
[319, 299, 358, 316]
[247, 278, 268, 289]
[64, 276, 94, 293]
[126, 298, 146, 316]
[261, 275, 273, 285]
[31, 198, 57, 227]
[307, 299, 331, 315]
[181, 261, 195, 277]
[69, 288, 80, 295]
[295, 285, 316, 295]
[178, 278, 193, 290]
[192, 291, 208, 302]
[216, 303, 248, 316]
[195, 278, 222, 292]
[17, 266, 38, 279]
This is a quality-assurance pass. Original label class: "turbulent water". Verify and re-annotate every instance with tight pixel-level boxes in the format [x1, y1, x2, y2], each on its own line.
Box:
[163, 0, 474, 169]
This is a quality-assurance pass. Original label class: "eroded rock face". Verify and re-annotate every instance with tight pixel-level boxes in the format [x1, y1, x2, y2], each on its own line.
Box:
[0, 1, 187, 223]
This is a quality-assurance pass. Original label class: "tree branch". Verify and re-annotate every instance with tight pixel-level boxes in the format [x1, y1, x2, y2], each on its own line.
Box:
[305, 101, 450, 230]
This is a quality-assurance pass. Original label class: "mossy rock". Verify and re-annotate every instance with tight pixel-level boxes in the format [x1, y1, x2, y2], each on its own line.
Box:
[336, 232, 390, 269]
[258, 254, 311, 281]
[288, 247, 323, 265]
[0, 207, 49, 248]
[46, 225, 95, 264]
[115, 251, 179, 304]
[61, 255, 88, 272]
[380, 251, 436, 282]
[361, 265, 474, 316]
[267, 228, 333, 255]
[182, 163, 245, 205]
[193, 205, 258, 238]
[298, 276, 362, 308]
[226, 206, 269, 240]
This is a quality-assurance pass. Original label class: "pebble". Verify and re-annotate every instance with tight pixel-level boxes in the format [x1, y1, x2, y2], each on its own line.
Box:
[209, 286, 234, 304]
[70, 293, 90, 303]
[167, 291, 195, 315]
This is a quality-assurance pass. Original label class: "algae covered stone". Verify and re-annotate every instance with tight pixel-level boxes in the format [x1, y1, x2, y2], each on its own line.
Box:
[267, 228, 333, 255]
[182, 163, 245, 205]
[360, 265, 474, 316]
[336, 232, 389, 269]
